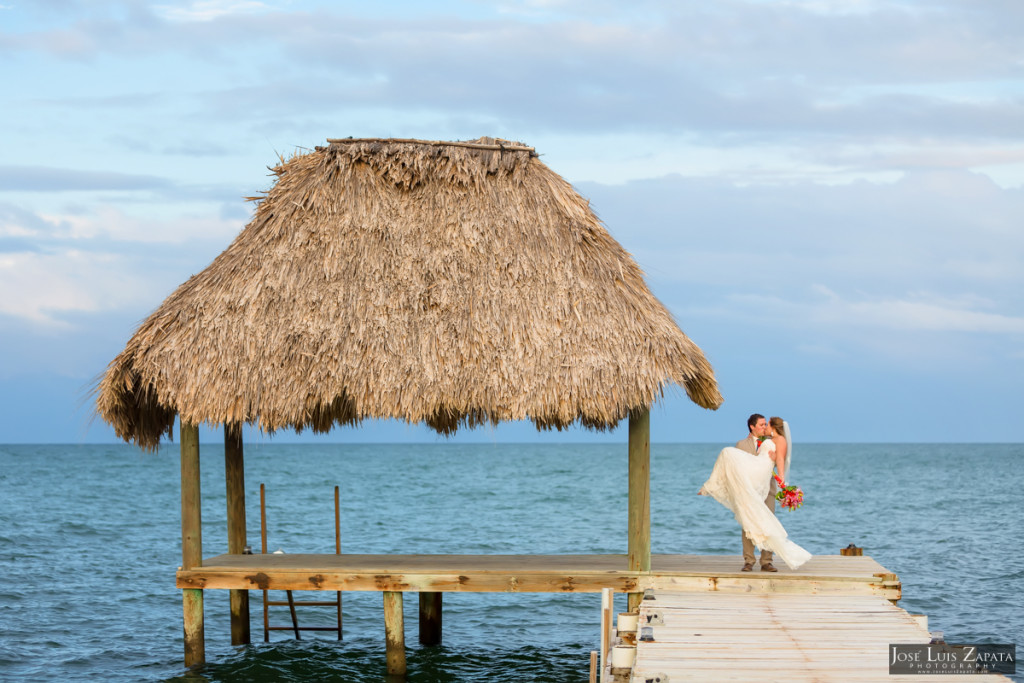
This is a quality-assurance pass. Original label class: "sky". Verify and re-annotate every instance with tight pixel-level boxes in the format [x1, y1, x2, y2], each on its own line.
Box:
[1, 0, 1022, 444]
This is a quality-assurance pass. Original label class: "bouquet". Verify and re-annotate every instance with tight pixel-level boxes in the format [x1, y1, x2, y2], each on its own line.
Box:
[773, 473, 804, 511]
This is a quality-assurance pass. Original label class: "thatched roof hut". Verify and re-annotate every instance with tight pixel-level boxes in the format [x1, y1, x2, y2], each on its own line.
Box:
[97, 137, 721, 450]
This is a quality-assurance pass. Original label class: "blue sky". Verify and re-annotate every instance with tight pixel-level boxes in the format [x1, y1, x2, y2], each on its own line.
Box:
[1, 0, 1022, 444]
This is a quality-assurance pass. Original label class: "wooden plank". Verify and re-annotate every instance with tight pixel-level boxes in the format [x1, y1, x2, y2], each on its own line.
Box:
[197, 553, 633, 571]
[175, 553, 900, 599]
[641, 575, 898, 599]
[630, 590, 1011, 682]
[178, 569, 642, 593]
[192, 552, 889, 578]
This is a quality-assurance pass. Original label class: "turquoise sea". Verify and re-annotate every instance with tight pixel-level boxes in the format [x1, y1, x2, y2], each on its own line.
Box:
[1, 443, 1021, 682]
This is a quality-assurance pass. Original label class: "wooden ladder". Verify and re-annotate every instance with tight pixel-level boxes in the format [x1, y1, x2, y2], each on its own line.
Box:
[259, 483, 343, 641]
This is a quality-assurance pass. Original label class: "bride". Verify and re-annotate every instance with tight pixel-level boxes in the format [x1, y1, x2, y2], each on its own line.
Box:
[698, 417, 811, 570]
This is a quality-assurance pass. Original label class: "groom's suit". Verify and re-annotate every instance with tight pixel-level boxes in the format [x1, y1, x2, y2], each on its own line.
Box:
[736, 434, 778, 568]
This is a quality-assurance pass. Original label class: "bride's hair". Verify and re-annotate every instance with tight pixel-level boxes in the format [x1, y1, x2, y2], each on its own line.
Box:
[769, 417, 786, 437]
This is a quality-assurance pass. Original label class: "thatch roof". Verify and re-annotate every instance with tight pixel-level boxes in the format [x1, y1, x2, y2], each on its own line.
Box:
[96, 137, 722, 449]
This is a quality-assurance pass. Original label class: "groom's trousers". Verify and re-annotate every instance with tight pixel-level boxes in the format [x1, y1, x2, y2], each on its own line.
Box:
[742, 478, 778, 567]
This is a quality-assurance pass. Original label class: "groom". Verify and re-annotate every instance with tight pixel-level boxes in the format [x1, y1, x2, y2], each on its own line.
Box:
[737, 413, 778, 572]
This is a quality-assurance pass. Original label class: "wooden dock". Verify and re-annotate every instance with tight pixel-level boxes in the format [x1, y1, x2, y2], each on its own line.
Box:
[176, 551, 1014, 680]
[177, 552, 899, 600]
[627, 580, 1012, 682]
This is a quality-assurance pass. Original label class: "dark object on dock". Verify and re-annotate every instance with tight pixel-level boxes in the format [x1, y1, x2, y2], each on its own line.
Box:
[840, 543, 864, 556]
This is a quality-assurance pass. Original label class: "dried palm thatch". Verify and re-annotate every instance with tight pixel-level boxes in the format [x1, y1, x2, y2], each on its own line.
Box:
[96, 137, 722, 450]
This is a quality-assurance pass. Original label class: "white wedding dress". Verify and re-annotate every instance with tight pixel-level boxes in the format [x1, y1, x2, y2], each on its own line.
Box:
[699, 440, 812, 570]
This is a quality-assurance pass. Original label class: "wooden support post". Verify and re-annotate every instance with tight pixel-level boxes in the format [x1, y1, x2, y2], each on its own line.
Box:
[418, 592, 442, 645]
[286, 590, 301, 640]
[335, 485, 343, 641]
[224, 423, 250, 645]
[180, 420, 205, 668]
[383, 591, 406, 676]
[600, 587, 613, 682]
[260, 483, 269, 642]
[627, 408, 650, 612]
[183, 588, 205, 669]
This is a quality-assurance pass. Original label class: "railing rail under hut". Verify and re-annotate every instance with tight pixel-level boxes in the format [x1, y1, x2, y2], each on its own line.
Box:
[95, 137, 724, 675]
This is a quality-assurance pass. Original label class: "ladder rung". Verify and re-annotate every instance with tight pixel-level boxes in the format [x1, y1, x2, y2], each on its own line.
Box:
[267, 626, 341, 632]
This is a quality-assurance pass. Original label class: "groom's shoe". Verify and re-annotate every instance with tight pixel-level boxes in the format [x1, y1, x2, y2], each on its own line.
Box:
[761, 563, 778, 572]
[741, 563, 754, 572]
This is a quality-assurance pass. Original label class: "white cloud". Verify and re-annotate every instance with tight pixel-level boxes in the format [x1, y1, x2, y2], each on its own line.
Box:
[673, 286, 1024, 377]
[682, 287, 1024, 336]
[571, 167, 1024, 373]
[0, 0, 1022, 442]
[1, 201, 243, 246]
[154, 0, 274, 22]
[0, 249, 157, 326]
[42, 205, 243, 244]
[766, 0, 884, 14]
[11, 3, 1024, 139]
[0, 202, 244, 326]
[0, 165, 170, 192]
[4, 0, 1024, 192]
[0, 223, 35, 239]
[805, 287, 1024, 334]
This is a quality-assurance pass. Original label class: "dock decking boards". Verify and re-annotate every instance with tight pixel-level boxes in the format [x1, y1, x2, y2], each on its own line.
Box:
[631, 590, 1011, 682]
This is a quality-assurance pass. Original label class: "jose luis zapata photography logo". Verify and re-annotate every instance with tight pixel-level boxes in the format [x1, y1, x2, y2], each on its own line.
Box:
[889, 642, 1015, 675]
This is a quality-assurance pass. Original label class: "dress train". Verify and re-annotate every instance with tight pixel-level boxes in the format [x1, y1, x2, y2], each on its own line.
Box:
[699, 445, 811, 570]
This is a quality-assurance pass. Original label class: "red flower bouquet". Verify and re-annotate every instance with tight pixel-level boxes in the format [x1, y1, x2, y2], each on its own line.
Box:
[773, 473, 804, 511]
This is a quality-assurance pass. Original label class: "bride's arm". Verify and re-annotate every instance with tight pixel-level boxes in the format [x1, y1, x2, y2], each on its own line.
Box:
[774, 437, 788, 483]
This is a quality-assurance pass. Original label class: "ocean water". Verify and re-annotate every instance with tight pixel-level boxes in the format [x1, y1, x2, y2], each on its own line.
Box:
[0, 442, 1020, 682]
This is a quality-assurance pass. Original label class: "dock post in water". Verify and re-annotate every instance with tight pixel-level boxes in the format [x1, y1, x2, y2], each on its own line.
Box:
[600, 587, 613, 681]
[224, 423, 250, 645]
[180, 420, 205, 667]
[383, 591, 406, 675]
[182, 589, 205, 668]
[627, 408, 651, 612]
[260, 483, 269, 641]
[334, 485, 343, 640]
[418, 592, 442, 645]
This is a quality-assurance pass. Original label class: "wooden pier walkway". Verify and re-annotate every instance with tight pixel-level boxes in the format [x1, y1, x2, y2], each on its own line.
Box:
[629, 583, 1011, 682]
[176, 552, 899, 599]
[178, 551, 1012, 680]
